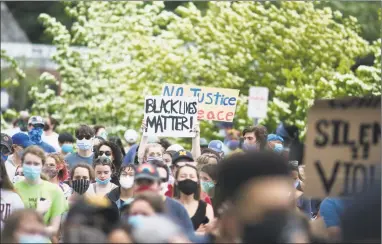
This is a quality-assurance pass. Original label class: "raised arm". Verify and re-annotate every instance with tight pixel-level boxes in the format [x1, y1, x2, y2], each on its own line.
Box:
[137, 118, 148, 164]
[191, 123, 201, 160]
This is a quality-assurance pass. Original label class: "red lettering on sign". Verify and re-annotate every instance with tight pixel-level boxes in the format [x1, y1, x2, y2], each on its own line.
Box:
[197, 110, 204, 120]
[207, 111, 216, 120]
[217, 111, 225, 121]
[226, 112, 234, 121]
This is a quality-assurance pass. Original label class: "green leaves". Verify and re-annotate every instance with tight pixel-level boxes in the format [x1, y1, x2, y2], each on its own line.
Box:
[29, 2, 381, 139]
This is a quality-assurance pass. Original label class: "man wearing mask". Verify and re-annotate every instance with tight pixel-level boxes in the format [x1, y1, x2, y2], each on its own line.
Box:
[27, 116, 56, 153]
[65, 124, 95, 169]
[241, 125, 268, 151]
[5, 133, 32, 182]
[42, 116, 60, 152]
[58, 132, 75, 156]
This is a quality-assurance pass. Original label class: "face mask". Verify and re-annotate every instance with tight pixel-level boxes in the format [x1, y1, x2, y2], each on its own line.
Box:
[13, 175, 25, 184]
[273, 143, 284, 153]
[42, 167, 58, 179]
[99, 131, 108, 140]
[146, 156, 163, 163]
[177, 179, 198, 195]
[76, 138, 93, 151]
[23, 164, 41, 181]
[120, 176, 134, 189]
[28, 127, 43, 144]
[243, 143, 257, 152]
[160, 182, 168, 195]
[19, 234, 50, 243]
[96, 177, 111, 185]
[1, 153, 8, 162]
[72, 179, 90, 194]
[61, 144, 74, 153]
[201, 181, 215, 193]
[127, 215, 145, 227]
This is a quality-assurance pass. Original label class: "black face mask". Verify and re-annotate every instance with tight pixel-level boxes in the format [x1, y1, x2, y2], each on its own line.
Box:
[72, 179, 90, 195]
[177, 179, 198, 195]
[44, 123, 50, 131]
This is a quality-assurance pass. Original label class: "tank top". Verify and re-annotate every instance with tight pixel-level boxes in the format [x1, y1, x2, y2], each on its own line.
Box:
[191, 200, 207, 230]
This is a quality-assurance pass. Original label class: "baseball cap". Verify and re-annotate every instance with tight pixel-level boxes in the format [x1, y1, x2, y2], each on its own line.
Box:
[267, 134, 284, 142]
[28, 116, 44, 127]
[1, 133, 13, 153]
[124, 129, 138, 144]
[200, 138, 208, 147]
[172, 150, 194, 166]
[208, 140, 224, 153]
[12, 133, 33, 148]
[166, 144, 184, 152]
[134, 163, 160, 182]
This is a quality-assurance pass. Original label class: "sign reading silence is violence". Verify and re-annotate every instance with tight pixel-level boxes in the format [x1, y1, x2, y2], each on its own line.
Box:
[162, 83, 240, 122]
[304, 96, 381, 198]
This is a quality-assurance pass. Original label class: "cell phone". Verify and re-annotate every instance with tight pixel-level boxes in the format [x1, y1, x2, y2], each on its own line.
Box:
[201, 216, 209, 225]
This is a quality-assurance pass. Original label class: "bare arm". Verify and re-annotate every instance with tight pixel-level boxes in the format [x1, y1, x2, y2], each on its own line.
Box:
[45, 215, 61, 238]
[137, 119, 148, 164]
[191, 123, 201, 160]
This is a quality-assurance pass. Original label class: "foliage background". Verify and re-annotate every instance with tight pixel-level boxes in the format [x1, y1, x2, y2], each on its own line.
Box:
[2, 1, 381, 143]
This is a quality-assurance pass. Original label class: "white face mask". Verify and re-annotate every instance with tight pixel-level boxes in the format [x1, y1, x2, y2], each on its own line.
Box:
[160, 182, 168, 195]
[76, 138, 93, 151]
[120, 175, 134, 189]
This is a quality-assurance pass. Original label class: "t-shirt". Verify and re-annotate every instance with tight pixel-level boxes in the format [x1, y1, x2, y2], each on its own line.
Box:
[14, 180, 66, 224]
[0, 189, 24, 230]
[65, 152, 94, 169]
[319, 197, 346, 228]
[34, 141, 56, 153]
[86, 183, 118, 197]
[42, 132, 60, 152]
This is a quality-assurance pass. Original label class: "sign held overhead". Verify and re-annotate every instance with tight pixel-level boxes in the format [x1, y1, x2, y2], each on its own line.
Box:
[248, 86, 269, 119]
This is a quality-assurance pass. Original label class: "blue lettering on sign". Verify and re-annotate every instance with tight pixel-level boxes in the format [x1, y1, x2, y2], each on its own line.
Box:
[163, 85, 184, 96]
[183, 86, 238, 107]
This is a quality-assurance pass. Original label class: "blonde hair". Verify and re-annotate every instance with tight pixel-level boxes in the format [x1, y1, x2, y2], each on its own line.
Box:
[143, 143, 164, 158]
[21, 146, 46, 165]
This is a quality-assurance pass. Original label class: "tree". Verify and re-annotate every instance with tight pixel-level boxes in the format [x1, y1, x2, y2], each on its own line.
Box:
[30, 1, 381, 141]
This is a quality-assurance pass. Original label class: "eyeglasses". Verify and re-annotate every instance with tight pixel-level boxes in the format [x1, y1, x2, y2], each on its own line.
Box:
[77, 135, 92, 140]
[99, 151, 112, 157]
[160, 178, 167, 183]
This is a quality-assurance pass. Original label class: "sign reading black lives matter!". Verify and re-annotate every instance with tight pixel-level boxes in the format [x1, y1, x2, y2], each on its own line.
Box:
[143, 96, 198, 138]
[304, 96, 381, 198]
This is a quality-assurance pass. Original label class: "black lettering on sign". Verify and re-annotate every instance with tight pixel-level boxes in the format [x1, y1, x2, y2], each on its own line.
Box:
[315, 120, 329, 147]
[315, 160, 341, 195]
[145, 98, 155, 113]
[352, 164, 367, 193]
[329, 97, 381, 109]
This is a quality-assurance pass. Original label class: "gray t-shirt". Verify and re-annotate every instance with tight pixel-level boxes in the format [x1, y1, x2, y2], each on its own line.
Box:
[65, 152, 94, 169]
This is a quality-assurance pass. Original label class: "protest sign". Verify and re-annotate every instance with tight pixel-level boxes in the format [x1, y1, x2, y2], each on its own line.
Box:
[304, 96, 381, 198]
[162, 83, 239, 122]
[248, 86, 269, 119]
[143, 96, 198, 138]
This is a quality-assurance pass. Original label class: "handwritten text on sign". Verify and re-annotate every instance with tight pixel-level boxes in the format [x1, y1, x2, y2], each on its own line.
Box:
[304, 97, 381, 198]
[144, 96, 198, 138]
[162, 84, 240, 122]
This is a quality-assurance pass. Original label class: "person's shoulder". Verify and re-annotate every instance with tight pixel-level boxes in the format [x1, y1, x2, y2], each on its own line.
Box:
[14, 180, 27, 189]
[42, 180, 63, 193]
[165, 197, 184, 208]
[64, 152, 77, 161]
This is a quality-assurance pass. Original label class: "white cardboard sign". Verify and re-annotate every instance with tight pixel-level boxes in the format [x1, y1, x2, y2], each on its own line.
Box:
[248, 86, 269, 119]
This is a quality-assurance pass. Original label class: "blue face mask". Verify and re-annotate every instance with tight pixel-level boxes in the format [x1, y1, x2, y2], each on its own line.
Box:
[1, 153, 8, 162]
[19, 234, 50, 243]
[61, 144, 74, 153]
[201, 181, 215, 193]
[127, 215, 145, 227]
[243, 143, 257, 152]
[273, 143, 284, 153]
[23, 164, 41, 181]
[95, 177, 111, 185]
[28, 127, 43, 144]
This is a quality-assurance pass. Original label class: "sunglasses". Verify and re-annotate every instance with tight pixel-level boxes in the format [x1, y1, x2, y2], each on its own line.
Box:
[32, 124, 44, 129]
[99, 151, 112, 157]
[77, 135, 92, 140]
[160, 178, 167, 183]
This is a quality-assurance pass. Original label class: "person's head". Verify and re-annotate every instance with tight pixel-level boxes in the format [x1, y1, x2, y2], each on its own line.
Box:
[58, 132, 75, 154]
[129, 191, 165, 217]
[171, 150, 195, 173]
[11, 133, 33, 160]
[93, 156, 114, 184]
[200, 138, 208, 151]
[158, 138, 171, 151]
[27, 116, 45, 144]
[109, 136, 126, 156]
[143, 143, 165, 162]
[1, 209, 48, 243]
[162, 151, 173, 167]
[174, 165, 200, 200]
[1, 133, 13, 161]
[119, 165, 135, 189]
[242, 125, 268, 149]
[166, 144, 184, 154]
[124, 129, 139, 146]
[288, 161, 299, 181]
[75, 124, 95, 152]
[43, 153, 68, 182]
[196, 154, 219, 169]
[150, 161, 170, 196]
[267, 134, 284, 153]
[95, 141, 123, 169]
[134, 164, 161, 193]
[0, 158, 14, 190]
[44, 116, 59, 132]
[21, 146, 46, 182]
[108, 225, 133, 244]
[94, 125, 107, 140]
[70, 163, 95, 195]
[200, 164, 218, 196]
[208, 140, 225, 157]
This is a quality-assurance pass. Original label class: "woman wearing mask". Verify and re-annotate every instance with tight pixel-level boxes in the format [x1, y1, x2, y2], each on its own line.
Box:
[1, 209, 50, 243]
[0, 159, 24, 230]
[107, 165, 135, 213]
[174, 165, 214, 233]
[68, 163, 94, 205]
[14, 146, 66, 240]
[200, 164, 218, 214]
[86, 157, 118, 196]
[95, 141, 123, 186]
[43, 153, 71, 199]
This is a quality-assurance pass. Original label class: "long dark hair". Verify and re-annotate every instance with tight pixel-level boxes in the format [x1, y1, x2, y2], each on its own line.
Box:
[0, 158, 14, 191]
[173, 164, 201, 200]
[108, 136, 126, 157]
[95, 141, 122, 173]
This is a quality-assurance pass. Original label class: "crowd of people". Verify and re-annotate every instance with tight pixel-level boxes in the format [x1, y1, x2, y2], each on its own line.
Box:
[0, 115, 380, 243]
